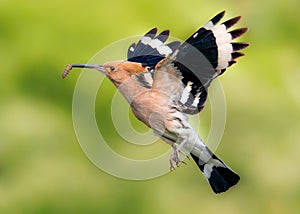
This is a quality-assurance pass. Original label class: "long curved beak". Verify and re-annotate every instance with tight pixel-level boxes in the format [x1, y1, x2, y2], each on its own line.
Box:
[62, 64, 104, 79]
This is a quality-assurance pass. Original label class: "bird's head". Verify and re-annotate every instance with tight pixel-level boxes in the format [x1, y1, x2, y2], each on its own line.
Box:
[62, 60, 147, 87]
[101, 61, 147, 86]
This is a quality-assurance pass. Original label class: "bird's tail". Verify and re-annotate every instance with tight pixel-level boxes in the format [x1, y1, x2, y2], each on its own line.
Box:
[190, 149, 240, 194]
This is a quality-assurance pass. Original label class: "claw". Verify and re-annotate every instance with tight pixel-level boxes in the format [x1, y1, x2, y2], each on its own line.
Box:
[169, 159, 176, 171]
[178, 149, 190, 160]
[169, 143, 188, 170]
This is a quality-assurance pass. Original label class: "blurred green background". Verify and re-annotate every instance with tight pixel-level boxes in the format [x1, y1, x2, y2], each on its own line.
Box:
[1, 0, 300, 213]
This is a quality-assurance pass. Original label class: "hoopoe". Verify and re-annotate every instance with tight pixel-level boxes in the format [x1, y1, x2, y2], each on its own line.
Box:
[62, 11, 248, 193]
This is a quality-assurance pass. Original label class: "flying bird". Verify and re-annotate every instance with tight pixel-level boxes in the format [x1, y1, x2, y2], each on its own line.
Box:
[62, 11, 249, 193]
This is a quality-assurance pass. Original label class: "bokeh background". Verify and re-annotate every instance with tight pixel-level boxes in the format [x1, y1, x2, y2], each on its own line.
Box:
[1, 0, 300, 213]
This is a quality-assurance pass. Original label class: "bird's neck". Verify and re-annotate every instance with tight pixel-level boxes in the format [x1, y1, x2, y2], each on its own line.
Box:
[115, 76, 148, 104]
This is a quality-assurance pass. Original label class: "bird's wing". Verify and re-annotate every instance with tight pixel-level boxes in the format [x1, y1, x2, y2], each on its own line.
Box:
[127, 28, 181, 88]
[127, 28, 181, 69]
[152, 11, 249, 114]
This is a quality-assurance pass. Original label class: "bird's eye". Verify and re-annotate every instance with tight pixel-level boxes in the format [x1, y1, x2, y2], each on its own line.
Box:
[110, 66, 115, 72]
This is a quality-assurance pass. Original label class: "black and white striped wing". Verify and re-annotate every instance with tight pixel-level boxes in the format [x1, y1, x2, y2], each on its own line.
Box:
[171, 11, 249, 114]
[127, 28, 181, 88]
[127, 28, 181, 69]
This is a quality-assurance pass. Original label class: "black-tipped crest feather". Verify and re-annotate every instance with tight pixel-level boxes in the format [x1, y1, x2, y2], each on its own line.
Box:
[222, 16, 241, 29]
[211, 11, 226, 24]
[229, 28, 248, 39]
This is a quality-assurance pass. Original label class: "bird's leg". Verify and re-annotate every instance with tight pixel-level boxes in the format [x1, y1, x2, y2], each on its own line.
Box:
[176, 139, 190, 161]
[169, 139, 190, 171]
[169, 144, 180, 171]
[161, 133, 189, 170]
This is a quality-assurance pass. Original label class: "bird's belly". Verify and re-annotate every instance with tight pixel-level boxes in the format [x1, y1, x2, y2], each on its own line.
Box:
[130, 93, 171, 133]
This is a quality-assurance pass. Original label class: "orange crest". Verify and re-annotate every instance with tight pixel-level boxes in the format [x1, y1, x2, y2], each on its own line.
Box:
[120, 61, 147, 74]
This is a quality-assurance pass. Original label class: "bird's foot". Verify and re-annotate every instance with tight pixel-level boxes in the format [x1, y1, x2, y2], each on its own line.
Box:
[169, 144, 187, 171]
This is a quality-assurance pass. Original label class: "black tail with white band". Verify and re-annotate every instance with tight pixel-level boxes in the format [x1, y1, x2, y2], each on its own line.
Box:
[190, 147, 240, 194]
